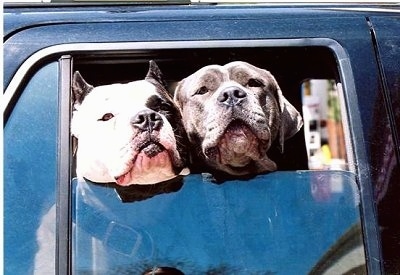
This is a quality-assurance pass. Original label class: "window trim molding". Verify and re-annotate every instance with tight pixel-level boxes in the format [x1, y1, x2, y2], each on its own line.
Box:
[2, 38, 383, 274]
[57, 55, 73, 275]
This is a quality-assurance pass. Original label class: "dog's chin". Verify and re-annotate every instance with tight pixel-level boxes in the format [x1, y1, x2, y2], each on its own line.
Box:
[204, 121, 276, 176]
[208, 155, 278, 177]
[221, 159, 277, 176]
[115, 146, 179, 186]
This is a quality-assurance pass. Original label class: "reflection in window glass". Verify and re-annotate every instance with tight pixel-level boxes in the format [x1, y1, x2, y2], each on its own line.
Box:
[302, 80, 347, 170]
[73, 171, 366, 274]
[4, 62, 58, 274]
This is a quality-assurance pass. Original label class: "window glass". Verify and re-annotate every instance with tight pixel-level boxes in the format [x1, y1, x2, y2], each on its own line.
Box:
[73, 172, 365, 274]
[4, 62, 58, 274]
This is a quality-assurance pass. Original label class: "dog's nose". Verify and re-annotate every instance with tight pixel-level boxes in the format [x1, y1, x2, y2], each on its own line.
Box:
[131, 110, 163, 131]
[217, 87, 247, 106]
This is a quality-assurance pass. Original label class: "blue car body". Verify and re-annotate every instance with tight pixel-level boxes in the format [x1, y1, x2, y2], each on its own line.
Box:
[3, 3, 400, 274]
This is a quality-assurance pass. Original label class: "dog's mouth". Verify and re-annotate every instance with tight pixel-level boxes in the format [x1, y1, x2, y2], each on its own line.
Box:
[205, 120, 264, 168]
[139, 141, 166, 157]
[203, 120, 277, 175]
[115, 141, 177, 186]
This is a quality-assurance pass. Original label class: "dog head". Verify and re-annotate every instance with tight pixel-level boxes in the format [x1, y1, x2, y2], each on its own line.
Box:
[71, 61, 189, 186]
[174, 61, 303, 176]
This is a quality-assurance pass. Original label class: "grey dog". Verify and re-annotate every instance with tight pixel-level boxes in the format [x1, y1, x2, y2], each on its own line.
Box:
[174, 61, 303, 177]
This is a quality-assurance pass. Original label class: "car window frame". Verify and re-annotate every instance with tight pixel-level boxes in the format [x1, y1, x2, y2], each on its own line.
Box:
[2, 38, 382, 274]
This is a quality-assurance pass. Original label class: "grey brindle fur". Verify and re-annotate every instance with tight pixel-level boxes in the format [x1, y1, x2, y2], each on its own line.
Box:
[174, 61, 303, 177]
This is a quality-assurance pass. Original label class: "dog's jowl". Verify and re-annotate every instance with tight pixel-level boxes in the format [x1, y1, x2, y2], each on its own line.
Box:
[71, 61, 188, 186]
[174, 61, 303, 177]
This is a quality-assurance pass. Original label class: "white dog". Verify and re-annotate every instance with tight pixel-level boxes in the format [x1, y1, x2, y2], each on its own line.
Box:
[71, 61, 189, 186]
[34, 61, 190, 274]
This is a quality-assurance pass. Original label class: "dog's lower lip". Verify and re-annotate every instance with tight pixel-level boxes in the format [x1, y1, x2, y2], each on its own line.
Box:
[227, 161, 254, 171]
[115, 142, 172, 186]
[115, 172, 129, 185]
[139, 142, 166, 157]
[213, 120, 261, 163]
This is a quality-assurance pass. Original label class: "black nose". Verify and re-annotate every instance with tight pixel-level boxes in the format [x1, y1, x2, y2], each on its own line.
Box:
[217, 86, 247, 106]
[131, 110, 163, 131]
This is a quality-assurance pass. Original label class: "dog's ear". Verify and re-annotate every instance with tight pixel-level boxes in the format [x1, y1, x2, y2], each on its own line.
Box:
[173, 80, 185, 110]
[260, 68, 303, 152]
[72, 71, 93, 107]
[145, 60, 170, 95]
[275, 85, 303, 153]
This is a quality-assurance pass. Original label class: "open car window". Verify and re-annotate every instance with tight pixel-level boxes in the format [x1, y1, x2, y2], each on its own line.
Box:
[302, 80, 349, 171]
[65, 43, 365, 274]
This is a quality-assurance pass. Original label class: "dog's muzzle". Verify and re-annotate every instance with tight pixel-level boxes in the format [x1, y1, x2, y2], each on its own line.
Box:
[204, 120, 270, 174]
[217, 86, 247, 107]
[131, 110, 163, 133]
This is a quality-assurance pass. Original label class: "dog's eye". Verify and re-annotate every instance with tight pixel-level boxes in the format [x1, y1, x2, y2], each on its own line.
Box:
[247, 78, 264, 88]
[195, 86, 209, 95]
[99, 113, 114, 121]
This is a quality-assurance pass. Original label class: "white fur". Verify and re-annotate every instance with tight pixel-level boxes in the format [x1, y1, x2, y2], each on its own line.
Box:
[72, 80, 184, 185]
